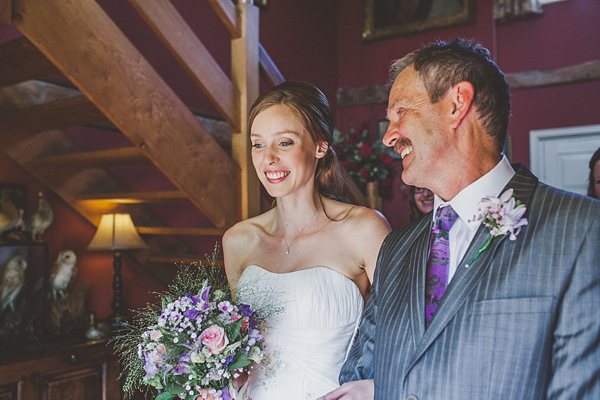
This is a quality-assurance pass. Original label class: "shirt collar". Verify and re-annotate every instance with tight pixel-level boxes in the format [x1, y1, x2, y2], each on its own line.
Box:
[432, 155, 515, 230]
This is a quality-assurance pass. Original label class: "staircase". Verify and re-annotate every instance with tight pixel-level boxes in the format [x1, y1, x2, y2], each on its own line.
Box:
[0, 0, 366, 285]
[0, 0, 286, 284]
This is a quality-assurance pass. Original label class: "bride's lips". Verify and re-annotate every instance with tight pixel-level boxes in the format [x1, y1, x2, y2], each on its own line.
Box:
[264, 170, 290, 184]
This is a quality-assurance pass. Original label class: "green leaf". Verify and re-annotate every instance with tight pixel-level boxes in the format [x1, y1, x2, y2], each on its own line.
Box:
[228, 353, 253, 370]
[156, 392, 175, 400]
[185, 393, 197, 400]
[166, 383, 186, 394]
[225, 318, 244, 342]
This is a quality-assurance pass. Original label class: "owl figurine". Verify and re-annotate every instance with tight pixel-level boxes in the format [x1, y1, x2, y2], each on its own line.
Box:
[0, 255, 28, 313]
[50, 250, 77, 299]
[29, 192, 53, 241]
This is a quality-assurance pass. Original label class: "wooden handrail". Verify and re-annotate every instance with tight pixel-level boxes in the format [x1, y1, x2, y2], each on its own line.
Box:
[26, 147, 149, 169]
[137, 227, 225, 236]
[259, 43, 285, 87]
[129, 0, 240, 132]
[207, 0, 239, 38]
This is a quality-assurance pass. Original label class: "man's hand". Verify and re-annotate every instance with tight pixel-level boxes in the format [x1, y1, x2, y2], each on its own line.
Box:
[318, 379, 374, 400]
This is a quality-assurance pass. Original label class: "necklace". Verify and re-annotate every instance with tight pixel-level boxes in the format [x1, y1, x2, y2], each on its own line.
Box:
[279, 210, 318, 255]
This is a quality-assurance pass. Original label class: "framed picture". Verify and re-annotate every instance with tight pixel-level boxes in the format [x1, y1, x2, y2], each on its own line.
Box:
[0, 183, 27, 242]
[363, 0, 476, 42]
[0, 242, 50, 351]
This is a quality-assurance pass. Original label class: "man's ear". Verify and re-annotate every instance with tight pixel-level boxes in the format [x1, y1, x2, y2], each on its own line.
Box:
[449, 81, 474, 129]
[316, 141, 329, 159]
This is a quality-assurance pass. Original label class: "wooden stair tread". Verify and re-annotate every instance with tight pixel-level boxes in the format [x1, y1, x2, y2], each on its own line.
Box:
[0, 36, 59, 88]
[26, 147, 149, 169]
[137, 227, 225, 236]
[0, 95, 106, 137]
[76, 190, 188, 203]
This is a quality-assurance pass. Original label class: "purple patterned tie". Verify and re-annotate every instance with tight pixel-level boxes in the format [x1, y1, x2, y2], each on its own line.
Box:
[425, 205, 459, 324]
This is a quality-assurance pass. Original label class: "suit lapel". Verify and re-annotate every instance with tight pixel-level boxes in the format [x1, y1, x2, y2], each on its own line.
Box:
[403, 165, 539, 377]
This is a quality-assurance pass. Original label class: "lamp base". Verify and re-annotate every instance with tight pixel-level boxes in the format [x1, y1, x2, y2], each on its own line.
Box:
[108, 312, 128, 328]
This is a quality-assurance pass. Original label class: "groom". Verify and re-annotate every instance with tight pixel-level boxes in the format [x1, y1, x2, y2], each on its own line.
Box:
[323, 38, 600, 399]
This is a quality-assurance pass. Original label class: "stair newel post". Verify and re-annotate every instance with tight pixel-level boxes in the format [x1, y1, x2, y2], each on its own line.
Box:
[231, 0, 261, 220]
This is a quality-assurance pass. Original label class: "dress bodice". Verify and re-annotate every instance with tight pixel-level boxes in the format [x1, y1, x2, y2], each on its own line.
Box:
[237, 265, 363, 400]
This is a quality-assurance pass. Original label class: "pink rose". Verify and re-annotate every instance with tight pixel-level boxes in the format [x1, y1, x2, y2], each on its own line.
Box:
[200, 325, 229, 355]
[231, 314, 241, 322]
[241, 317, 250, 334]
[150, 330, 163, 341]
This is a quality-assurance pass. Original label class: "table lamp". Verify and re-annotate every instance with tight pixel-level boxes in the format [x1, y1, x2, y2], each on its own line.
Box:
[87, 213, 147, 326]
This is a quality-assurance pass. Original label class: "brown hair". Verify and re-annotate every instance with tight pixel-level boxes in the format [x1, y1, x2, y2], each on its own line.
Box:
[248, 81, 344, 200]
[390, 38, 511, 152]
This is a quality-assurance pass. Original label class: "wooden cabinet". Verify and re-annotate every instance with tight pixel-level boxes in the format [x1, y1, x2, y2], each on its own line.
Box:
[0, 340, 121, 400]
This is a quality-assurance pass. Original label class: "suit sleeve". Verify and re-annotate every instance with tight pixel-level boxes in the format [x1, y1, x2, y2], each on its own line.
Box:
[548, 212, 600, 399]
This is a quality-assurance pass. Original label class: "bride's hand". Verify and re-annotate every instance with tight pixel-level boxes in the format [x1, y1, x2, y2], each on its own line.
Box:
[318, 379, 374, 400]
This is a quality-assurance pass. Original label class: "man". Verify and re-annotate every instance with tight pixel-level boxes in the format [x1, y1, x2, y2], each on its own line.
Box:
[322, 38, 600, 399]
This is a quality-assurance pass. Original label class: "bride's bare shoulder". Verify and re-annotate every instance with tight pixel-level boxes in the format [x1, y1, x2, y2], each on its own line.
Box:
[323, 198, 390, 232]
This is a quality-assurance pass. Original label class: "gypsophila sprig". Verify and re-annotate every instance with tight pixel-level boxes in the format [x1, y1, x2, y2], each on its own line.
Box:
[466, 189, 528, 267]
[111, 245, 279, 400]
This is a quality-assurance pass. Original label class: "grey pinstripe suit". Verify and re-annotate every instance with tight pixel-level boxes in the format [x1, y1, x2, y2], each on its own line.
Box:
[340, 165, 600, 399]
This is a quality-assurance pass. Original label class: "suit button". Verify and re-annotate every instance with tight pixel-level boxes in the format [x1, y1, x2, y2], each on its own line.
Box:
[407, 396, 418, 400]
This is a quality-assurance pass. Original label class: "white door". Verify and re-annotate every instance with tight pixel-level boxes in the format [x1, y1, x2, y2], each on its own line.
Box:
[530, 124, 600, 196]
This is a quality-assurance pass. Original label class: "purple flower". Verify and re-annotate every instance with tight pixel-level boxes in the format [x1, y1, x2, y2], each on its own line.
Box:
[173, 363, 189, 375]
[218, 301, 234, 313]
[237, 303, 253, 317]
[222, 355, 235, 366]
[183, 309, 200, 320]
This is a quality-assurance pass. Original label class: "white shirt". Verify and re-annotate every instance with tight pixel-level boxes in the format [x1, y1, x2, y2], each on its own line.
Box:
[432, 155, 515, 282]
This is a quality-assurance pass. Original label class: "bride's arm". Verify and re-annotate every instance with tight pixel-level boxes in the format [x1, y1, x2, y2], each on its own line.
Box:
[350, 208, 391, 283]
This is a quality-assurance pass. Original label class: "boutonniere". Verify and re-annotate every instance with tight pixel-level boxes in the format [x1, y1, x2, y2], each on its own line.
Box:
[466, 189, 528, 267]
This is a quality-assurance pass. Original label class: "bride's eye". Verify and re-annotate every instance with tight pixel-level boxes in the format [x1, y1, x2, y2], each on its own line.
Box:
[279, 140, 293, 147]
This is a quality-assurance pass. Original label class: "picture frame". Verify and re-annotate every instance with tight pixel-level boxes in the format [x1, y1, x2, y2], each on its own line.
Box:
[363, 0, 476, 42]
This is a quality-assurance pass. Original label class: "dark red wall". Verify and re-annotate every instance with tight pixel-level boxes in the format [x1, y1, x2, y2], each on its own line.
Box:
[335, 0, 600, 228]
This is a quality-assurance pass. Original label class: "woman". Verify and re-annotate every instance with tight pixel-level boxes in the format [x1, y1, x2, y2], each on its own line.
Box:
[408, 186, 434, 222]
[223, 81, 391, 400]
[588, 147, 600, 199]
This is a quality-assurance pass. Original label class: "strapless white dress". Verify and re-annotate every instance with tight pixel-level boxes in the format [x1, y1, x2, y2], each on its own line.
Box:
[237, 265, 363, 400]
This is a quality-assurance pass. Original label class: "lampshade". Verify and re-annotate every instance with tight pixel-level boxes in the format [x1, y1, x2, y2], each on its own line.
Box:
[87, 213, 147, 251]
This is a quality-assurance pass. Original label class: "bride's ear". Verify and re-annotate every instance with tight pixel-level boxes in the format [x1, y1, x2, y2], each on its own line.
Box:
[316, 141, 328, 159]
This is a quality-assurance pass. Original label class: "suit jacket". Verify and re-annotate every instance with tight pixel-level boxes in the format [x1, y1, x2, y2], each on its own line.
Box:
[340, 165, 600, 399]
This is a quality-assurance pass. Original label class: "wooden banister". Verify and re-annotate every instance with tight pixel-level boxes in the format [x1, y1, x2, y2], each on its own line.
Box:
[76, 190, 187, 203]
[207, 0, 239, 38]
[26, 147, 149, 169]
[129, 0, 240, 132]
[259, 43, 285, 87]
[137, 227, 225, 236]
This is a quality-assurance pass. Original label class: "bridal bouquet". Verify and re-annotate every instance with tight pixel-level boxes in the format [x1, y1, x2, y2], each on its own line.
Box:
[113, 248, 276, 400]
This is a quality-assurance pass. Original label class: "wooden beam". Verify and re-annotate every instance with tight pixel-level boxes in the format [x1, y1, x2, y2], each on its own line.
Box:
[26, 147, 149, 169]
[14, 0, 241, 229]
[207, 0, 240, 38]
[76, 190, 187, 203]
[259, 43, 284, 87]
[337, 60, 600, 108]
[0, 0, 11, 29]
[129, 0, 240, 131]
[137, 227, 225, 236]
[0, 96, 105, 142]
[0, 37, 59, 88]
[506, 60, 600, 90]
[231, 2, 260, 220]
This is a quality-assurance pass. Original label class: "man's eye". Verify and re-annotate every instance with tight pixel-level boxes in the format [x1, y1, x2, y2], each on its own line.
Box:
[251, 143, 263, 149]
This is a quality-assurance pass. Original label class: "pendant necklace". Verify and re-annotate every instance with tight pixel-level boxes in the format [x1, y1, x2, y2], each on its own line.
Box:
[279, 210, 318, 255]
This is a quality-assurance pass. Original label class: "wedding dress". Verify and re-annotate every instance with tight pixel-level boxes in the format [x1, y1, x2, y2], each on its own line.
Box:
[237, 265, 363, 400]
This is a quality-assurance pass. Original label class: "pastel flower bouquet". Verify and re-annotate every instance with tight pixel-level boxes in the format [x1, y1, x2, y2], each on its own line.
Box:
[112, 249, 277, 400]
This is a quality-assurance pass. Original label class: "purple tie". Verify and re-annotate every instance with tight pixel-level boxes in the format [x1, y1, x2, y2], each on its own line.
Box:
[425, 205, 459, 324]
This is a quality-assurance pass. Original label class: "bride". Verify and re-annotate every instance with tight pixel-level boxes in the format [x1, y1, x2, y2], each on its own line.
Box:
[223, 81, 391, 399]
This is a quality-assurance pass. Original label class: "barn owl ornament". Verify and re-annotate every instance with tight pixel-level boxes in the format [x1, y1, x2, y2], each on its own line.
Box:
[50, 250, 77, 299]
[0, 255, 28, 313]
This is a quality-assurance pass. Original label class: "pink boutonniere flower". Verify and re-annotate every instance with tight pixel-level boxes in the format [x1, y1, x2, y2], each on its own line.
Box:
[466, 189, 528, 267]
